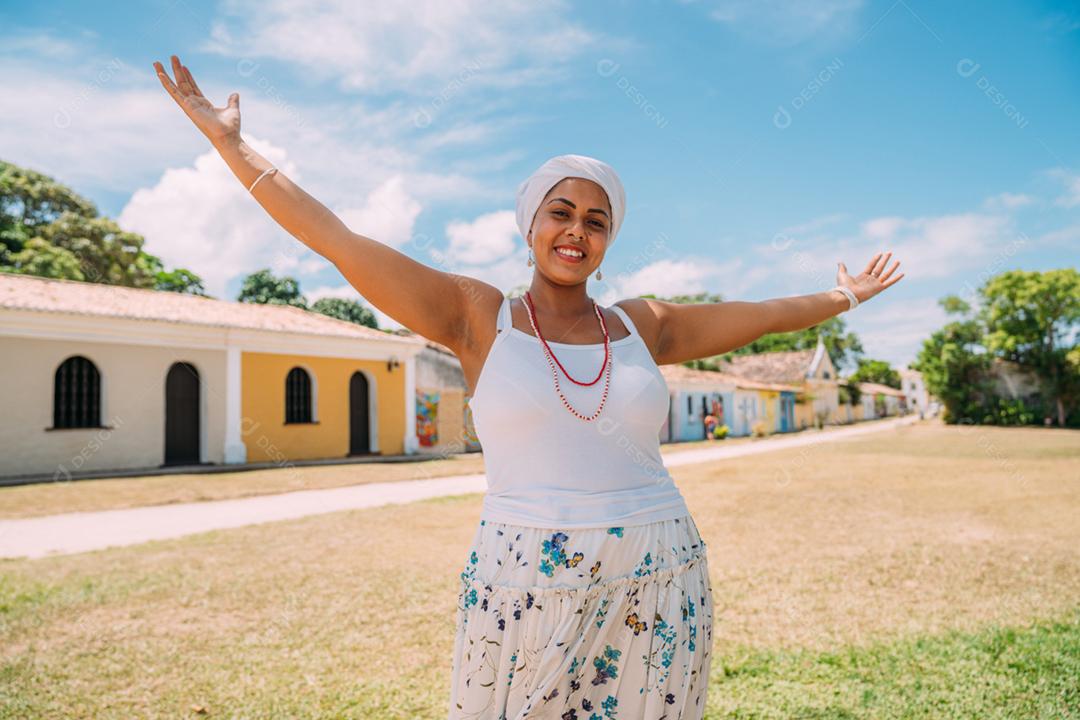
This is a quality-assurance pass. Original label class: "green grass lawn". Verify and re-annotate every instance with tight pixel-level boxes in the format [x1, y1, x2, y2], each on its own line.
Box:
[1, 421, 1078, 718]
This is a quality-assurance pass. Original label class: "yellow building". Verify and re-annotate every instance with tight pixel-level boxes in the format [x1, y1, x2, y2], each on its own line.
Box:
[0, 272, 427, 481]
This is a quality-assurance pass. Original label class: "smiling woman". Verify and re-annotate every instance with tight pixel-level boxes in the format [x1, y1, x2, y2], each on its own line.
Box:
[152, 54, 903, 720]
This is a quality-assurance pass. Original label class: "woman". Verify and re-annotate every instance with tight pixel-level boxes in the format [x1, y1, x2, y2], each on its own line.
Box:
[155, 55, 903, 719]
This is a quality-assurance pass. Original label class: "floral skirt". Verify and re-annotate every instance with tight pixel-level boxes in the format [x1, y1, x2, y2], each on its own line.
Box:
[449, 514, 713, 719]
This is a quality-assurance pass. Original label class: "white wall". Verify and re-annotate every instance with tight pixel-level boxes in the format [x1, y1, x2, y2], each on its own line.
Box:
[0, 336, 227, 479]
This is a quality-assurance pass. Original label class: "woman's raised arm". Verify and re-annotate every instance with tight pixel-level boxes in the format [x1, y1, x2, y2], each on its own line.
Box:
[153, 54, 486, 351]
[642, 251, 904, 365]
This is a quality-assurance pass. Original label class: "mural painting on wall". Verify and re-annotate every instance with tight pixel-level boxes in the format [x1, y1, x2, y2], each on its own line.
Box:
[416, 390, 439, 447]
[462, 399, 481, 451]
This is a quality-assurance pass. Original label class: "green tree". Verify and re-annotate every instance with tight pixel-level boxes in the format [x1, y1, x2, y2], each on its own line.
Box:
[913, 299, 994, 424]
[0, 159, 207, 294]
[838, 382, 862, 406]
[154, 268, 208, 296]
[0, 161, 97, 263]
[978, 269, 1080, 427]
[311, 297, 378, 329]
[237, 268, 308, 308]
[6, 237, 85, 280]
[641, 291, 723, 305]
[34, 211, 153, 287]
[848, 358, 901, 389]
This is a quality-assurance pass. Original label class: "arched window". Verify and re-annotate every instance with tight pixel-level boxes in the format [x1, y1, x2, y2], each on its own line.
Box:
[54, 355, 101, 428]
[285, 367, 313, 423]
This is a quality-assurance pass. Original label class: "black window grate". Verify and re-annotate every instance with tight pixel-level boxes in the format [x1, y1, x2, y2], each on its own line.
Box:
[54, 356, 101, 428]
[285, 367, 312, 423]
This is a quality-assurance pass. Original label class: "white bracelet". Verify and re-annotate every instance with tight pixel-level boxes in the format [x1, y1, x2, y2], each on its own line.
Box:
[248, 167, 278, 193]
[832, 285, 858, 311]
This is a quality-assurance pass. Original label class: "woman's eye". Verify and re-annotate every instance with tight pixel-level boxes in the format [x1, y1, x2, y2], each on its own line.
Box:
[553, 210, 604, 229]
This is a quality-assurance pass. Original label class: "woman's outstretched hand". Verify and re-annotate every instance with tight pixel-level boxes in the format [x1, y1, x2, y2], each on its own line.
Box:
[837, 251, 904, 303]
[153, 54, 240, 145]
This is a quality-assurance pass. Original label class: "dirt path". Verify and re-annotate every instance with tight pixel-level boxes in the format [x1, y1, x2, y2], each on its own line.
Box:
[0, 416, 918, 559]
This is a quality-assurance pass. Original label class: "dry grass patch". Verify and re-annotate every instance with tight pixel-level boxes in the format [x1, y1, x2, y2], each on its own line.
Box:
[0, 422, 1077, 718]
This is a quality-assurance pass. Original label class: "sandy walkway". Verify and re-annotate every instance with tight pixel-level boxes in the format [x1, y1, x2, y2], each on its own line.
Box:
[0, 416, 917, 559]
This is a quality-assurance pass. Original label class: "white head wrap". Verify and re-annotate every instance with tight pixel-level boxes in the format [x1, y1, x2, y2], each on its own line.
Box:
[515, 154, 626, 250]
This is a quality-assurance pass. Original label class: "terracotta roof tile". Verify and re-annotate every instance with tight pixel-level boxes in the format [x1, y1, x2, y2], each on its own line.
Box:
[659, 363, 800, 392]
[855, 381, 905, 396]
[718, 349, 817, 383]
[0, 271, 424, 345]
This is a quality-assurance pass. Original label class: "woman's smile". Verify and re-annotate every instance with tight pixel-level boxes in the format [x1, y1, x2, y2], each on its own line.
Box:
[553, 246, 586, 264]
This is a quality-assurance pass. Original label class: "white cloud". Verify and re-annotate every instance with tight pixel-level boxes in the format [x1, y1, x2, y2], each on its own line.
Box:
[200, 0, 599, 95]
[860, 216, 906, 240]
[1037, 223, 1080, 250]
[982, 192, 1035, 210]
[0, 59, 203, 195]
[117, 138, 304, 299]
[591, 256, 770, 304]
[337, 176, 423, 249]
[118, 163, 422, 305]
[804, 212, 1016, 281]
[1049, 168, 1080, 208]
[846, 296, 947, 369]
[0, 29, 86, 60]
[305, 284, 361, 304]
[435, 244, 534, 297]
[688, 0, 864, 45]
[304, 282, 403, 331]
[873, 213, 1016, 279]
[443, 210, 519, 265]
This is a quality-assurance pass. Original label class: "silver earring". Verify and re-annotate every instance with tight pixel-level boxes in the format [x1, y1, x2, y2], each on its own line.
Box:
[527, 248, 534, 267]
[596, 266, 602, 280]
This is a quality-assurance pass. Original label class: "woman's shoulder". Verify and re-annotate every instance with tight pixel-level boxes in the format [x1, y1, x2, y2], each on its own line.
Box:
[612, 298, 663, 359]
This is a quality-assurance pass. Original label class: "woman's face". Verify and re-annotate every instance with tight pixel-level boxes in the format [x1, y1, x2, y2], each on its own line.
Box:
[527, 177, 611, 283]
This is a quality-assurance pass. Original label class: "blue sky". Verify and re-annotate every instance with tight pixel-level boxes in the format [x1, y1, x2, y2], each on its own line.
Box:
[1, 0, 1077, 370]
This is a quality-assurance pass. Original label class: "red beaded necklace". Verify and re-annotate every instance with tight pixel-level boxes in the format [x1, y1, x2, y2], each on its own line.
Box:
[523, 291, 612, 422]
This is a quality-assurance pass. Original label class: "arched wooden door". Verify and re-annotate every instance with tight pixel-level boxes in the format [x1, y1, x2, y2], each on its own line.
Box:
[165, 362, 201, 465]
[349, 371, 371, 455]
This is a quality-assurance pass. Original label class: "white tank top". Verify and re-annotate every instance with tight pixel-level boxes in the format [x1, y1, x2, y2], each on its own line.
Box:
[468, 295, 691, 528]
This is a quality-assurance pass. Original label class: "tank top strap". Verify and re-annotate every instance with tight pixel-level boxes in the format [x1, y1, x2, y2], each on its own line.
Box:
[495, 295, 511, 333]
[608, 303, 640, 339]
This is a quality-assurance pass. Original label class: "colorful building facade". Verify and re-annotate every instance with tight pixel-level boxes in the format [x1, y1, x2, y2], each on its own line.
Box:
[0, 273, 427, 481]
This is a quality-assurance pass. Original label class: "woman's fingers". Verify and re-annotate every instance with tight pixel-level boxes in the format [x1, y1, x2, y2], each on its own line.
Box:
[883, 272, 905, 288]
[862, 252, 882, 275]
[154, 60, 200, 116]
[180, 61, 205, 98]
[872, 252, 889, 278]
[171, 55, 193, 94]
[154, 61, 182, 101]
[878, 259, 901, 283]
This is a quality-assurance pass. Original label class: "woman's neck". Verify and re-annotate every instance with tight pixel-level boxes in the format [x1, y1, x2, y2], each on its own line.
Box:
[525, 279, 594, 320]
